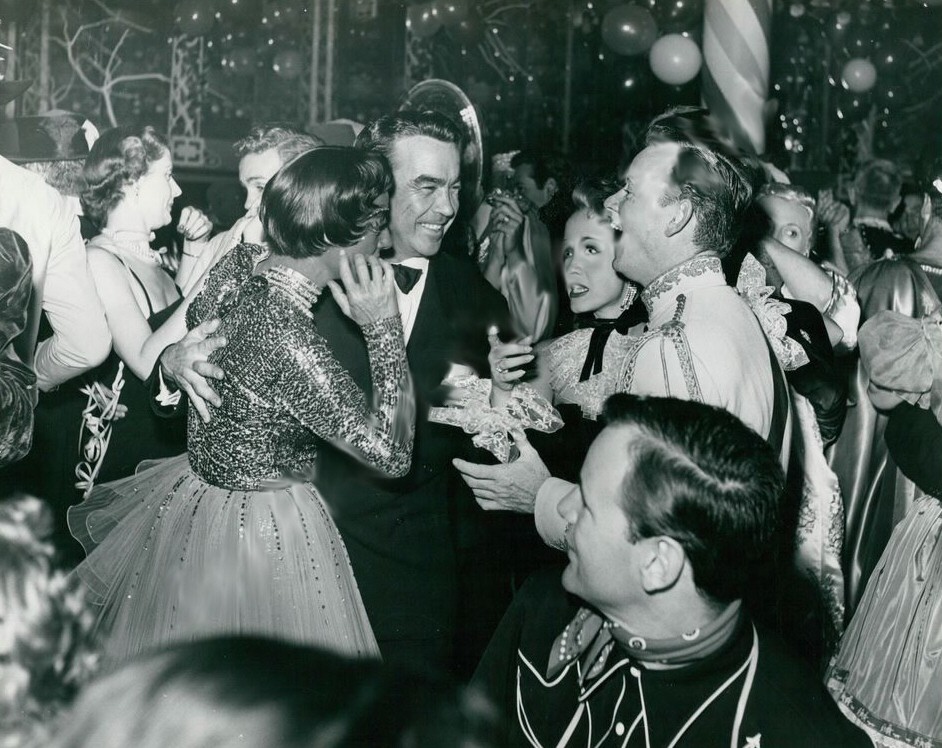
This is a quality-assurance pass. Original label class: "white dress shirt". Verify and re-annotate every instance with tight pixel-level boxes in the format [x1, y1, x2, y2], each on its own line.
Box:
[393, 257, 430, 344]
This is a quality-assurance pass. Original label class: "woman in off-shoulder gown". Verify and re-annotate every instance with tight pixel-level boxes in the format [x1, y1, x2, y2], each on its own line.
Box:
[68, 147, 413, 667]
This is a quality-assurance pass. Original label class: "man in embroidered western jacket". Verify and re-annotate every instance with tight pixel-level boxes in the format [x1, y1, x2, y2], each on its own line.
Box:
[472, 395, 869, 748]
[453, 108, 787, 545]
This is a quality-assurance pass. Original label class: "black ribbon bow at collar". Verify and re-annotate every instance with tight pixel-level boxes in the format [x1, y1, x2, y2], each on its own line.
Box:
[574, 303, 647, 382]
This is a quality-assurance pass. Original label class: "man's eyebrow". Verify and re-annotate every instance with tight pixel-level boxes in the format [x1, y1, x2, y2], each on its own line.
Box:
[412, 174, 457, 187]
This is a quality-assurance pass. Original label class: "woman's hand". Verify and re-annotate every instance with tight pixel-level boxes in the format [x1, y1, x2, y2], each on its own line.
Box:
[328, 252, 399, 327]
[488, 325, 533, 392]
[177, 206, 214, 242]
[487, 194, 526, 257]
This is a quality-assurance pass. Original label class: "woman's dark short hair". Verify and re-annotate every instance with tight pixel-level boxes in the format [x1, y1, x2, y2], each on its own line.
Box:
[80, 125, 169, 227]
[259, 146, 393, 259]
[602, 394, 784, 605]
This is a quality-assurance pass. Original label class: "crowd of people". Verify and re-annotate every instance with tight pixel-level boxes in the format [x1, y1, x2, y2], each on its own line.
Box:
[1, 70, 941, 747]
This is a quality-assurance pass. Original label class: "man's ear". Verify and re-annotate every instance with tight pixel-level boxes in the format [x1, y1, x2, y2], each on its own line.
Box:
[664, 198, 694, 238]
[640, 537, 685, 593]
[544, 177, 558, 201]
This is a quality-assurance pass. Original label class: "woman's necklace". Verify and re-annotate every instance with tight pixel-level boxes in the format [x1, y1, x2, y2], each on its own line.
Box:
[100, 228, 163, 265]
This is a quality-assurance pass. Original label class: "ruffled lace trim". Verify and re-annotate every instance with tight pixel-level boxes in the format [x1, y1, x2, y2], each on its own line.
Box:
[543, 329, 640, 420]
[737, 254, 809, 371]
[428, 375, 563, 463]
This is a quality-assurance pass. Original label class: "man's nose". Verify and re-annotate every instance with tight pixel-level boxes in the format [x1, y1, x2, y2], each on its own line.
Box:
[434, 188, 457, 217]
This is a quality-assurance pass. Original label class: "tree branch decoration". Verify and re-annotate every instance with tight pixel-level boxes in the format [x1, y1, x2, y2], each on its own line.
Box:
[52, 0, 169, 127]
[475, 0, 534, 84]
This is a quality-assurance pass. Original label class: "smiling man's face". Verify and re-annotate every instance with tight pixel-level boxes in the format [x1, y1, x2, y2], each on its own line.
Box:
[387, 134, 461, 260]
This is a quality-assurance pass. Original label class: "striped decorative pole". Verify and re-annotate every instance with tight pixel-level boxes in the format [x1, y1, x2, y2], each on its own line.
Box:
[701, 0, 773, 155]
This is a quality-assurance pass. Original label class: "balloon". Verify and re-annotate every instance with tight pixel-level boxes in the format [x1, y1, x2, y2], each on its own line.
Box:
[438, 0, 468, 26]
[407, 3, 442, 39]
[601, 4, 659, 57]
[649, 34, 702, 85]
[228, 45, 256, 75]
[656, 0, 703, 33]
[175, 0, 216, 36]
[273, 49, 303, 79]
[842, 58, 877, 93]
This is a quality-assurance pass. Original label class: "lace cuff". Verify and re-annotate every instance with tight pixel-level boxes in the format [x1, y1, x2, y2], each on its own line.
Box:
[429, 375, 563, 463]
[737, 255, 809, 371]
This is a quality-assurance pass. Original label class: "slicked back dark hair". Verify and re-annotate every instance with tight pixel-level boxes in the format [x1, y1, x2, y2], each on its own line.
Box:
[259, 146, 392, 259]
[645, 107, 762, 258]
[354, 110, 464, 171]
[601, 394, 784, 604]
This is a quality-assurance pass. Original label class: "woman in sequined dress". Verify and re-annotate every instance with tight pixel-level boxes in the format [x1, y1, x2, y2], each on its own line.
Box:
[68, 147, 414, 667]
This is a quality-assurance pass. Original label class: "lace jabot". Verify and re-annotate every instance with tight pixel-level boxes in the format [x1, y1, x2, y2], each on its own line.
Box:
[640, 255, 724, 314]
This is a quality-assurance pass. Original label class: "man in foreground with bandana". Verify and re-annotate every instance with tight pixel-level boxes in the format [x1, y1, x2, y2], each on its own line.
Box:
[472, 394, 868, 747]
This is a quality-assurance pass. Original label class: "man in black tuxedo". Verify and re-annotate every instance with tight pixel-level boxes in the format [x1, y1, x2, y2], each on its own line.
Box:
[312, 111, 509, 671]
[156, 111, 509, 672]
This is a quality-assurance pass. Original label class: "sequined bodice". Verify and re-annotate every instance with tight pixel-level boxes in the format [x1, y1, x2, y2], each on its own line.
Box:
[184, 244, 412, 490]
[544, 327, 640, 420]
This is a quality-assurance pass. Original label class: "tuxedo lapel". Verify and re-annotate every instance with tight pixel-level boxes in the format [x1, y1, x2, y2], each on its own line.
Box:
[407, 257, 452, 397]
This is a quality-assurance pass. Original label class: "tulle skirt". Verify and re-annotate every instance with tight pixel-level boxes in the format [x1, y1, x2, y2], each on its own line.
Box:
[827, 496, 942, 748]
[68, 453, 379, 669]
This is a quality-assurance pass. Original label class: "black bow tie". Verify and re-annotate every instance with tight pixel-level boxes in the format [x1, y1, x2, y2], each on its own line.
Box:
[573, 303, 648, 382]
[393, 264, 423, 294]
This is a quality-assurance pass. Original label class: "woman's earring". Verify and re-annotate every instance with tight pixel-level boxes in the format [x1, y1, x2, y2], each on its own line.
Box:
[619, 284, 636, 311]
